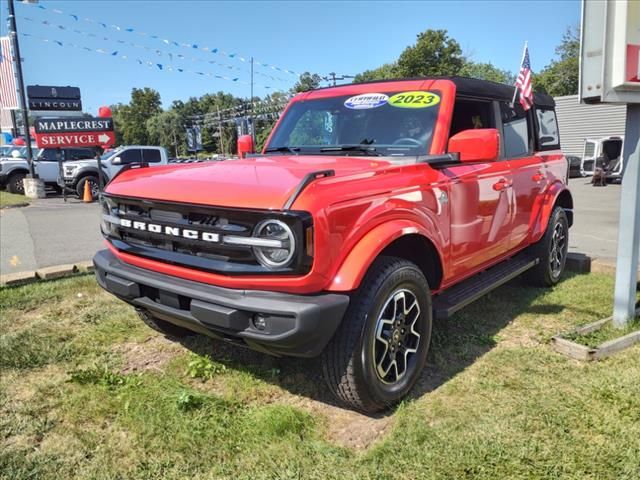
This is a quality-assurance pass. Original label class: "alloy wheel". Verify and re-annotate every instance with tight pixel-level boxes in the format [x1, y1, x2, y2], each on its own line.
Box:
[372, 289, 422, 385]
[549, 222, 566, 277]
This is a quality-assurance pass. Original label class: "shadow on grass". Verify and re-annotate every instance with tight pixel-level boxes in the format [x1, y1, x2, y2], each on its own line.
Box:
[177, 272, 585, 416]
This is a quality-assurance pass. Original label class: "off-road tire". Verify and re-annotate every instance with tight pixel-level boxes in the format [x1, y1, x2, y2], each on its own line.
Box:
[76, 175, 100, 199]
[135, 309, 196, 338]
[321, 256, 432, 413]
[526, 206, 569, 287]
[7, 172, 26, 194]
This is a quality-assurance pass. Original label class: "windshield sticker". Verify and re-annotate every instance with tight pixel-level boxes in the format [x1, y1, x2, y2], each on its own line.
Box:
[388, 91, 441, 109]
[344, 93, 389, 110]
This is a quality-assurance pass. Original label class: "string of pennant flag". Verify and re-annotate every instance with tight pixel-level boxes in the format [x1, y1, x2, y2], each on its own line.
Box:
[20, 31, 286, 90]
[19, 16, 292, 84]
[19, 1, 302, 77]
[188, 97, 292, 119]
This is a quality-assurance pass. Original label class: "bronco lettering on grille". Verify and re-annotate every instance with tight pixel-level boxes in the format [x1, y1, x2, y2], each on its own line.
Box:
[119, 218, 220, 243]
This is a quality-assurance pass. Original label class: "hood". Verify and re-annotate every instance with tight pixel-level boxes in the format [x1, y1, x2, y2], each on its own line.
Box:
[105, 155, 393, 210]
[0, 157, 27, 164]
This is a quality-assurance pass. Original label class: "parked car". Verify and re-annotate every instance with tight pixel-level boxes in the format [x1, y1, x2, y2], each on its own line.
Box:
[62, 145, 170, 198]
[580, 136, 625, 181]
[94, 77, 573, 412]
[0, 147, 97, 194]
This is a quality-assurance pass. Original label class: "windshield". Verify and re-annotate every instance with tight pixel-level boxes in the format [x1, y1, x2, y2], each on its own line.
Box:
[0, 146, 28, 158]
[266, 91, 441, 157]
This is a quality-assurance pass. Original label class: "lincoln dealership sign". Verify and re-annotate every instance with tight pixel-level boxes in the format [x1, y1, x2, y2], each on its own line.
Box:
[27, 85, 82, 112]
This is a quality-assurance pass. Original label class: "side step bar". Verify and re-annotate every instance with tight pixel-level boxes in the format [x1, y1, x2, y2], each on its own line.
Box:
[432, 254, 539, 320]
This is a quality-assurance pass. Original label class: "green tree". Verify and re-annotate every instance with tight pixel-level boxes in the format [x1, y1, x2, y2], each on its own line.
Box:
[459, 62, 513, 84]
[396, 29, 465, 77]
[292, 72, 322, 93]
[113, 88, 162, 145]
[109, 103, 127, 146]
[353, 63, 398, 83]
[146, 110, 182, 157]
[534, 26, 579, 96]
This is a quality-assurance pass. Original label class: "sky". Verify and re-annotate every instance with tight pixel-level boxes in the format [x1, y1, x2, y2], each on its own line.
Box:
[1, 0, 581, 113]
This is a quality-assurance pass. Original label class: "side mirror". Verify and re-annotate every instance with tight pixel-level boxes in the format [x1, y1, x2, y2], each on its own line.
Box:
[237, 134, 255, 159]
[111, 156, 122, 165]
[448, 128, 500, 163]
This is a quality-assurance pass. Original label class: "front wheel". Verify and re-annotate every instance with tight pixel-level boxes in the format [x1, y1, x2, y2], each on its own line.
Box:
[7, 172, 26, 194]
[321, 256, 432, 413]
[76, 175, 100, 199]
[526, 206, 569, 287]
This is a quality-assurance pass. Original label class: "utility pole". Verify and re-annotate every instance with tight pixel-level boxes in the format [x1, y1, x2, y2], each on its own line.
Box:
[250, 57, 255, 143]
[322, 72, 355, 86]
[216, 105, 225, 156]
[7, 0, 36, 178]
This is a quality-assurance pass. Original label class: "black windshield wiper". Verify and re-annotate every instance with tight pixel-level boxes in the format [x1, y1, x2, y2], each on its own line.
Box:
[319, 145, 381, 156]
[264, 146, 301, 154]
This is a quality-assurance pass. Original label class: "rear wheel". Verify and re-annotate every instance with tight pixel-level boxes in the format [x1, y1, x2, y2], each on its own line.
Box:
[321, 256, 432, 413]
[526, 206, 569, 287]
[135, 309, 196, 338]
[76, 175, 100, 198]
[7, 172, 26, 194]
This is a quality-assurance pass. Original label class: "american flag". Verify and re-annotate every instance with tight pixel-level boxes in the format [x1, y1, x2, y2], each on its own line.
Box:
[1, 36, 19, 132]
[0, 37, 19, 110]
[515, 45, 533, 111]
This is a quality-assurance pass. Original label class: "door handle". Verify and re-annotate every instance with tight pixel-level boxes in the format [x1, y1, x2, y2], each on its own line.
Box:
[532, 172, 546, 182]
[492, 178, 512, 191]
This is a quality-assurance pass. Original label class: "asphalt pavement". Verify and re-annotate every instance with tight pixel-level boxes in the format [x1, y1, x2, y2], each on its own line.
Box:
[1, 196, 102, 276]
[0, 179, 631, 277]
[566, 177, 626, 264]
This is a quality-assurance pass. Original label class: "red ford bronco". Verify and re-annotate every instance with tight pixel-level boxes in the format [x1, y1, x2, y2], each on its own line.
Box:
[95, 77, 572, 412]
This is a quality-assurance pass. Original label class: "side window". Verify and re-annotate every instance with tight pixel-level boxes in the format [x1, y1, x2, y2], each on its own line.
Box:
[449, 98, 495, 137]
[500, 102, 531, 158]
[535, 108, 560, 149]
[119, 149, 143, 164]
[67, 148, 95, 160]
[39, 149, 58, 161]
[583, 141, 596, 158]
[142, 149, 161, 163]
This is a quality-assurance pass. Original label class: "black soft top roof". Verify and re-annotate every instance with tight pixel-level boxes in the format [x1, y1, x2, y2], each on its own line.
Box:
[446, 76, 555, 108]
[315, 75, 556, 108]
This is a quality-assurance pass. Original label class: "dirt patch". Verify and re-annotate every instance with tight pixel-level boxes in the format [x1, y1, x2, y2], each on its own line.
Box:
[116, 335, 182, 374]
[292, 396, 394, 450]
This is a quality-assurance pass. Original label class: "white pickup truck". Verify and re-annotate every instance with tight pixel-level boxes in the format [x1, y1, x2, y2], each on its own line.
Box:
[63, 145, 170, 197]
[0, 147, 97, 194]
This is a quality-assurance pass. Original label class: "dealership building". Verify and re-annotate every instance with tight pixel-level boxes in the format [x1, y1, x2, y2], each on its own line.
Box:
[554, 95, 627, 157]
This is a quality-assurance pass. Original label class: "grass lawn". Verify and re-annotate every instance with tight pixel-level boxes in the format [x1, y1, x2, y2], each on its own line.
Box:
[1, 272, 639, 479]
[0, 191, 29, 209]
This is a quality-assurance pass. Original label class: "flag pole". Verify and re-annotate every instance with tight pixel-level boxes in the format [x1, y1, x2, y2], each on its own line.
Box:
[511, 40, 528, 106]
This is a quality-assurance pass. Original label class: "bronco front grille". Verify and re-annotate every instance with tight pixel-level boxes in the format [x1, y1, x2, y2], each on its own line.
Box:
[100, 194, 313, 275]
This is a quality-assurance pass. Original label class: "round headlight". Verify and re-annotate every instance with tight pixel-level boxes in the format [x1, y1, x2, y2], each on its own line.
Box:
[253, 219, 295, 269]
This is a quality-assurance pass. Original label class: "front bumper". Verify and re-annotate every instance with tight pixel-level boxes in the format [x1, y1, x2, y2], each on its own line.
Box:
[94, 249, 349, 357]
